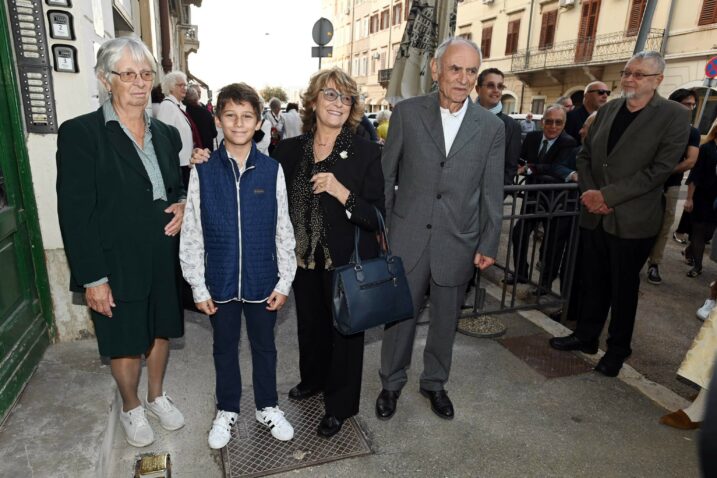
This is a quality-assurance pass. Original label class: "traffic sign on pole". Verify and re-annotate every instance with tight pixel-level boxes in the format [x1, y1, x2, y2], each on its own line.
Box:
[705, 56, 717, 79]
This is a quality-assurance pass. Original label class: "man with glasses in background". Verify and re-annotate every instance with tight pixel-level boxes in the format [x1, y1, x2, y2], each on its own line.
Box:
[550, 51, 690, 378]
[475, 68, 520, 186]
[565, 81, 610, 144]
[505, 104, 576, 288]
[645, 89, 701, 285]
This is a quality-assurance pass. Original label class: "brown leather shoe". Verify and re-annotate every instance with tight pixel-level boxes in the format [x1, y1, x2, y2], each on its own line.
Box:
[659, 409, 700, 430]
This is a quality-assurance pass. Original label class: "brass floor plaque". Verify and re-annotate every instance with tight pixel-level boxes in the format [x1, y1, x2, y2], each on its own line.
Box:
[222, 392, 371, 477]
[499, 334, 594, 379]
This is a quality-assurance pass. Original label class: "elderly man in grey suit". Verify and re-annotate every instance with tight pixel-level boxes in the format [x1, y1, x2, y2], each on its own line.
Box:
[376, 37, 505, 420]
[550, 51, 690, 377]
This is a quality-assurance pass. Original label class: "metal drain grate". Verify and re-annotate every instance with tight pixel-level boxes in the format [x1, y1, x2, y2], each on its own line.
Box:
[499, 334, 594, 379]
[222, 392, 371, 477]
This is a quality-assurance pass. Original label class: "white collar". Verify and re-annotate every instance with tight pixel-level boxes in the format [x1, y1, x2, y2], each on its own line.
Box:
[439, 97, 469, 118]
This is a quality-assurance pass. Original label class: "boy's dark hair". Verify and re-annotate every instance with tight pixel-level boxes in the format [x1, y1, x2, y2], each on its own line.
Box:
[477, 68, 504, 87]
[286, 102, 299, 112]
[668, 88, 698, 104]
[216, 83, 262, 118]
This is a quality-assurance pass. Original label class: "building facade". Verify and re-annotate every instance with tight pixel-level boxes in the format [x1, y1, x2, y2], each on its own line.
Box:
[0, 0, 203, 419]
[322, 0, 717, 130]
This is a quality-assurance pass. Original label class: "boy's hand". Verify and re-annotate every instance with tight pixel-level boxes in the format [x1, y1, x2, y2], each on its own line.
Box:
[196, 299, 217, 315]
[191, 148, 211, 164]
[266, 291, 287, 311]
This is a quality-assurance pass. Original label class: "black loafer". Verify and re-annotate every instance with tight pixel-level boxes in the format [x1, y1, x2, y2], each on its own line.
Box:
[549, 334, 598, 354]
[419, 388, 454, 420]
[594, 356, 623, 377]
[288, 384, 320, 400]
[375, 389, 400, 420]
[317, 414, 344, 438]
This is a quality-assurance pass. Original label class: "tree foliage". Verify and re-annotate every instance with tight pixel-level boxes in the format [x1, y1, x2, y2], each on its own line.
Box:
[260, 86, 288, 103]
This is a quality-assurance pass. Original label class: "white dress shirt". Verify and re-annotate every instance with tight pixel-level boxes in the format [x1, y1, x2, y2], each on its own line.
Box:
[439, 97, 469, 156]
[155, 94, 193, 166]
[282, 109, 303, 139]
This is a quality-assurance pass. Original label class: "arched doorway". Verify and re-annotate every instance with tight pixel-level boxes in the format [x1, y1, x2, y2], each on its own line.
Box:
[501, 92, 518, 114]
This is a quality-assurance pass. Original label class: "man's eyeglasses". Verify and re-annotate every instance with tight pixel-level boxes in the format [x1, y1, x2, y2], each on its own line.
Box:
[543, 119, 564, 126]
[111, 70, 156, 82]
[588, 89, 611, 96]
[320, 88, 355, 106]
[483, 82, 506, 91]
[619, 70, 661, 80]
[682, 102, 697, 110]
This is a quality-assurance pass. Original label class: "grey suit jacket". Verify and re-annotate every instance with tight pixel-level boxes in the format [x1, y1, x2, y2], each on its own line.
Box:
[577, 93, 690, 239]
[383, 92, 505, 286]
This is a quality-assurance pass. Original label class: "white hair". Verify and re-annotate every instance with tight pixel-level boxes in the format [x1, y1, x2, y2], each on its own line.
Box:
[376, 109, 391, 123]
[434, 37, 482, 73]
[94, 37, 156, 101]
[161, 71, 187, 96]
[544, 103, 567, 119]
[629, 50, 666, 73]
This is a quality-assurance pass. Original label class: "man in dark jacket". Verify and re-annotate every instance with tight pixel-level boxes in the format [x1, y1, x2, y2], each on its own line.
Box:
[185, 85, 217, 151]
[506, 104, 576, 289]
[475, 68, 520, 186]
[565, 80, 609, 144]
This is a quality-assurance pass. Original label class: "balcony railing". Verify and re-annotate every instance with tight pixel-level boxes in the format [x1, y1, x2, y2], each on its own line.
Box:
[511, 29, 664, 72]
[378, 68, 392, 87]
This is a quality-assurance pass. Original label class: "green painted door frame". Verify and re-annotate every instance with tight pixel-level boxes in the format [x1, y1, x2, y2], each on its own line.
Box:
[0, 0, 56, 419]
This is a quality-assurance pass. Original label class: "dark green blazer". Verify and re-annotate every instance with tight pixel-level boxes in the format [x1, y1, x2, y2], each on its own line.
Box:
[577, 93, 690, 239]
[56, 106, 184, 300]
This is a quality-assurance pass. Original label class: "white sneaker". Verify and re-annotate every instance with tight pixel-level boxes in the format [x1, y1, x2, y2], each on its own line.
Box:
[119, 405, 154, 447]
[208, 410, 238, 449]
[255, 406, 294, 441]
[697, 299, 716, 321]
[145, 392, 185, 431]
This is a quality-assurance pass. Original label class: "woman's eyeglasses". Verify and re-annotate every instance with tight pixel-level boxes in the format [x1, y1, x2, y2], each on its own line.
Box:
[111, 70, 156, 82]
[320, 88, 355, 106]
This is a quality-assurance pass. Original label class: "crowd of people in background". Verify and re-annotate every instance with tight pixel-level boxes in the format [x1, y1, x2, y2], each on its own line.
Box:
[56, 36, 716, 465]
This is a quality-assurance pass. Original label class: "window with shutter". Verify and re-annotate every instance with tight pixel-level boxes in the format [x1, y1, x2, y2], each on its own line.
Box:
[627, 0, 647, 36]
[505, 19, 520, 55]
[539, 10, 557, 49]
[481, 25, 492, 59]
[699, 0, 717, 26]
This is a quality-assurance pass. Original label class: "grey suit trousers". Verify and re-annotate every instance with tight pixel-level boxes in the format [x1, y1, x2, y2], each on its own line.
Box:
[379, 245, 467, 391]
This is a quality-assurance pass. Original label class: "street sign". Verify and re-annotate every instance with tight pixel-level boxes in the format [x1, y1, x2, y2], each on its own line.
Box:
[312, 18, 333, 46]
[706, 56, 717, 79]
[312, 46, 333, 58]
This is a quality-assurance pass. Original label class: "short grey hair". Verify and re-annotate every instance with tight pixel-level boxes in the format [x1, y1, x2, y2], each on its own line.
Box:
[543, 103, 567, 119]
[629, 50, 665, 73]
[161, 71, 187, 96]
[185, 85, 199, 103]
[376, 109, 391, 123]
[556, 96, 572, 106]
[268, 97, 282, 110]
[95, 37, 156, 97]
[434, 37, 482, 72]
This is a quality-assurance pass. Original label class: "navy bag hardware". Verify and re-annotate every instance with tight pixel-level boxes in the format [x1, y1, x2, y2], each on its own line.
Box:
[331, 208, 414, 335]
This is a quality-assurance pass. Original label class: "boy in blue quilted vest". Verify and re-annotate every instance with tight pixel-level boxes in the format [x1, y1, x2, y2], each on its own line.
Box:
[179, 83, 296, 449]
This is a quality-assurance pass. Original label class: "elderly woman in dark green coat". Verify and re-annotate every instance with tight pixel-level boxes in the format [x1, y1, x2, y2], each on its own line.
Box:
[56, 37, 186, 448]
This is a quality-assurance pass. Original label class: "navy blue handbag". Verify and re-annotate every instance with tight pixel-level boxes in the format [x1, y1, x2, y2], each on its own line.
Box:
[332, 208, 414, 335]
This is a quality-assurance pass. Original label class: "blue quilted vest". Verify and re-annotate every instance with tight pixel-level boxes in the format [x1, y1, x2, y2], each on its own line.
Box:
[196, 142, 279, 302]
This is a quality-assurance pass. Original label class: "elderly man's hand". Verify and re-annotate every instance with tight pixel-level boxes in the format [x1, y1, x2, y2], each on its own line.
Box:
[164, 202, 185, 236]
[474, 253, 495, 271]
[86, 283, 115, 317]
[581, 189, 610, 214]
[191, 148, 211, 164]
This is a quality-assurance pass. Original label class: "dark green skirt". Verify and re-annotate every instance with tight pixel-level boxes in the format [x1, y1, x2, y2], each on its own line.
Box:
[91, 200, 184, 357]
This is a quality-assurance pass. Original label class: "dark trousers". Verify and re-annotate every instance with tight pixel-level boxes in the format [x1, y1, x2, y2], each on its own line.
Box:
[293, 266, 365, 420]
[512, 214, 571, 288]
[574, 225, 654, 360]
[210, 301, 278, 413]
[181, 165, 191, 190]
[685, 221, 717, 271]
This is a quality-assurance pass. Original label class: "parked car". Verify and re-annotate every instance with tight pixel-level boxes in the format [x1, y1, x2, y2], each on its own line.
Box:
[367, 112, 378, 128]
[509, 113, 543, 140]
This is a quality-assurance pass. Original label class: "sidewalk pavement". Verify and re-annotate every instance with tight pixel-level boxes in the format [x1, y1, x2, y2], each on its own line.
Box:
[0, 292, 701, 477]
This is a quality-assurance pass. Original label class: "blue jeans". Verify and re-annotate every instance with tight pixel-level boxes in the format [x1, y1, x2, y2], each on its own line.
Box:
[210, 301, 278, 412]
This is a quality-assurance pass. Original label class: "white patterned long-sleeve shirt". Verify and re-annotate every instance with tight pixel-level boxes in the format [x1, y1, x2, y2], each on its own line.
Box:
[179, 156, 296, 303]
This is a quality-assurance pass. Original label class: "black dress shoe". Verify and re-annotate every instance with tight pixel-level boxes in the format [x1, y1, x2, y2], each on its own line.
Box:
[288, 384, 320, 400]
[375, 389, 400, 420]
[504, 272, 528, 285]
[317, 414, 344, 438]
[549, 334, 598, 354]
[594, 356, 623, 377]
[419, 388, 454, 420]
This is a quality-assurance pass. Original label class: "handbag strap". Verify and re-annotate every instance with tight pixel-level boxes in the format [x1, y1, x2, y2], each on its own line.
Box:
[351, 207, 390, 266]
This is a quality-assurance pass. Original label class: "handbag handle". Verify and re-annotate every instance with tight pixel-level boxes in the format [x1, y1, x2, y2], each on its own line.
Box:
[351, 207, 391, 267]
